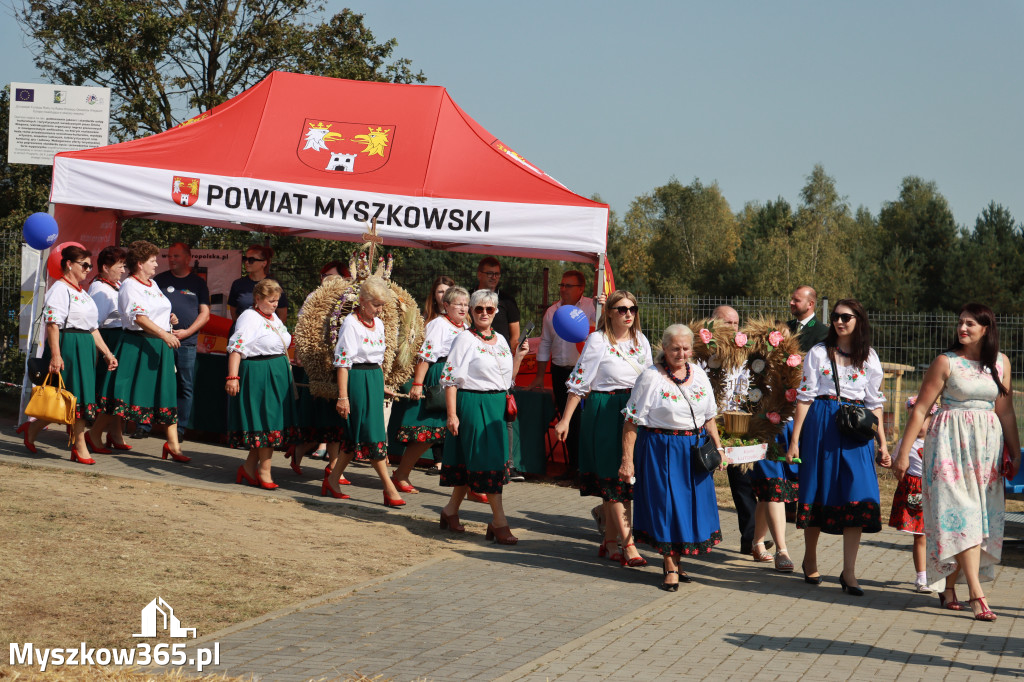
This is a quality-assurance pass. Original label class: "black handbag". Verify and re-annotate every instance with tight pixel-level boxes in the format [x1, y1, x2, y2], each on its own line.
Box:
[421, 384, 446, 414]
[27, 357, 49, 386]
[829, 354, 878, 442]
[686, 392, 722, 473]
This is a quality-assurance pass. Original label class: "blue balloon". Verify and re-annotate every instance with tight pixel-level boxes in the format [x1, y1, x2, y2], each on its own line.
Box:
[552, 305, 590, 343]
[22, 213, 59, 250]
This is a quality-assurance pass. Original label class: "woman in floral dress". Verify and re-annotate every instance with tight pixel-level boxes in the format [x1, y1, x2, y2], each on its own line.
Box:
[786, 299, 889, 596]
[619, 324, 724, 590]
[555, 290, 652, 566]
[894, 303, 1020, 622]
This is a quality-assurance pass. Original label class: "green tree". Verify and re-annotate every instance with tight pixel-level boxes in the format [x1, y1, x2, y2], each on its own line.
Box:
[18, 0, 425, 139]
[647, 178, 740, 297]
[608, 194, 657, 295]
[949, 202, 1024, 314]
[877, 176, 958, 311]
[791, 164, 854, 301]
[726, 197, 796, 298]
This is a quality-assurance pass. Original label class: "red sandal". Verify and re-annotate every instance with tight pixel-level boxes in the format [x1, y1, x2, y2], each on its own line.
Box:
[969, 596, 997, 621]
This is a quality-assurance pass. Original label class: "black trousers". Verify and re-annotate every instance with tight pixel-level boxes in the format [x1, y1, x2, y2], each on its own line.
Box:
[727, 464, 757, 549]
[550, 363, 580, 473]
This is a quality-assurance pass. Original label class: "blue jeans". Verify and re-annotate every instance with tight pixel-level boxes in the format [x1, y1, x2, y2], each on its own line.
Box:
[174, 344, 197, 430]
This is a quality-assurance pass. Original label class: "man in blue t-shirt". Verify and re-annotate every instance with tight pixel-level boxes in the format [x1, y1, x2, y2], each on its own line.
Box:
[151, 243, 211, 435]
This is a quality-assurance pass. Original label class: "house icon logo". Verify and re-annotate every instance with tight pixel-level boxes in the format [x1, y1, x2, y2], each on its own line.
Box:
[132, 597, 197, 638]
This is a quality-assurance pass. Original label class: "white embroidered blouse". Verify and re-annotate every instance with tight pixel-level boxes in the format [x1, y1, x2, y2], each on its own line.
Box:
[566, 331, 653, 396]
[332, 313, 385, 368]
[43, 279, 98, 331]
[418, 316, 466, 363]
[227, 309, 291, 359]
[440, 330, 513, 392]
[119, 276, 172, 332]
[88, 279, 122, 329]
[622, 363, 717, 430]
[797, 344, 885, 410]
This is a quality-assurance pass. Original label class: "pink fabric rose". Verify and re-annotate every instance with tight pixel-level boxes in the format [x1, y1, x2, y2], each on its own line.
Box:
[734, 333, 748, 347]
[786, 354, 802, 367]
[767, 412, 781, 424]
[768, 330, 784, 347]
[785, 388, 798, 402]
[699, 328, 713, 344]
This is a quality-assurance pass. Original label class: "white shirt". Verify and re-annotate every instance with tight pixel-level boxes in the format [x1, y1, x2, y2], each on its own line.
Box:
[797, 343, 885, 410]
[119, 276, 172, 332]
[43, 279, 98, 331]
[418, 315, 466, 363]
[332, 313, 385, 368]
[440, 330, 514, 392]
[537, 296, 597, 367]
[797, 312, 816, 328]
[622, 363, 717, 430]
[88, 278, 122, 329]
[227, 308, 291, 359]
[898, 436, 924, 478]
[566, 331, 652, 397]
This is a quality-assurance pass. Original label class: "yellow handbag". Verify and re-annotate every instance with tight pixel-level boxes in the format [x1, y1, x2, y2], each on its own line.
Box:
[25, 372, 77, 427]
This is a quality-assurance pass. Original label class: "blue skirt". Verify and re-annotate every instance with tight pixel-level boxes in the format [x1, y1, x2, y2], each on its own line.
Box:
[632, 427, 721, 556]
[796, 398, 881, 534]
[750, 420, 799, 503]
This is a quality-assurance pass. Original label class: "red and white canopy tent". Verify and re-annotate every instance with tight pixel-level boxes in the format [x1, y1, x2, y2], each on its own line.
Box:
[48, 70, 609, 270]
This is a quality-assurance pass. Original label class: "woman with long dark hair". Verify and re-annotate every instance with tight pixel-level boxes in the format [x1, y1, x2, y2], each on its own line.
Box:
[894, 303, 1020, 621]
[785, 299, 889, 596]
[423, 275, 455, 323]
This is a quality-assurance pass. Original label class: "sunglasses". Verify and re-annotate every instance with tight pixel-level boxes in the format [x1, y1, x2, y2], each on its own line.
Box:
[243, 256, 266, 264]
[473, 306, 497, 315]
[75, 261, 93, 271]
[612, 305, 638, 315]
[479, 271, 501, 278]
[830, 312, 855, 323]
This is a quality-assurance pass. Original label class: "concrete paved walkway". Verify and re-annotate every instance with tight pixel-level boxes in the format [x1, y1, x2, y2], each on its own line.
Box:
[3, 419, 1023, 681]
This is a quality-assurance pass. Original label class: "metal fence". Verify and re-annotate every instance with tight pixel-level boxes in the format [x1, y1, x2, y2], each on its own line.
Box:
[637, 294, 1024, 437]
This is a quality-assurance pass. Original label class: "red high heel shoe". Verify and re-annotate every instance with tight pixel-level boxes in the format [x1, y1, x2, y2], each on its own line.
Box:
[439, 508, 465, 532]
[16, 422, 37, 454]
[161, 442, 191, 463]
[105, 437, 132, 451]
[620, 542, 648, 568]
[321, 475, 350, 499]
[84, 432, 112, 454]
[236, 465, 257, 486]
[70, 447, 95, 465]
[969, 596, 997, 622]
[284, 446, 303, 476]
[468, 491, 489, 504]
[383, 493, 406, 507]
[939, 588, 965, 611]
[253, 472, 278, 490]
[485, 524, 518, 545]
[323, 465, 351, 484]
[597, 540, 619, 560]
[390, 475, 417, 493]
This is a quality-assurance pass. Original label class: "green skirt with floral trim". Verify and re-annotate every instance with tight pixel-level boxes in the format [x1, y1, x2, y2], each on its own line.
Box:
[441, 389, 510, 494]
[578, 390, 632, 502]
[345, 365, 387, 460]
[98, 332, 177, 425]
[41, 330, 98, 421]
[229, 355, 298, 448]
[397, 360, 448, 444]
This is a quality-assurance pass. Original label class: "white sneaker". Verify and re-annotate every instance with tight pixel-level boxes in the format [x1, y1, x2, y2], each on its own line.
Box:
[915, 580, 933, 593]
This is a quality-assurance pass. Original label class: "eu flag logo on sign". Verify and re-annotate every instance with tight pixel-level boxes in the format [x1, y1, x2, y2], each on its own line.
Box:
[15, 88, 34, 102]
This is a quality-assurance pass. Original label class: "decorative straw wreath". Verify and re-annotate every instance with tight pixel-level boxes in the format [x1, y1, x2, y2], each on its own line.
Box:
[690, 317, 804, 459]
[295, 250, 424, 399]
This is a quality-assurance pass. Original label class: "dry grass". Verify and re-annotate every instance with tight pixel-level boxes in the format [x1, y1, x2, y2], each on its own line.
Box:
[0, 462, 455, 655]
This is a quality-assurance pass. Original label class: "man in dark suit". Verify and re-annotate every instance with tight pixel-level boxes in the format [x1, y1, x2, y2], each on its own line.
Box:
[787, 285, 828, 352]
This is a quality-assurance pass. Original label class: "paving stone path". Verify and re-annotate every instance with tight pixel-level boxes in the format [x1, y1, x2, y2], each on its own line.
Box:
[3, 419, 1023, 680]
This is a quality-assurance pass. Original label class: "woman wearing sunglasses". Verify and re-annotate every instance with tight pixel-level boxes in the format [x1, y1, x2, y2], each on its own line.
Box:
[19, 245, 118, 463]
[893, 303, 1019, 622]
[438, 289, 530, 543]
[555, 291, 652, 566]
[785, 299, 888, 595]
[228, 245, 289, 323]
[392, 285, 469, 493]
[94, 240, 189, 463]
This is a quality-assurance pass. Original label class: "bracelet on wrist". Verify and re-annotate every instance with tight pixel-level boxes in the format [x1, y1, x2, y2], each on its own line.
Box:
[225, 376, 240, 381]
[412, 382, 423, 387]
[337, 397, 349, 401]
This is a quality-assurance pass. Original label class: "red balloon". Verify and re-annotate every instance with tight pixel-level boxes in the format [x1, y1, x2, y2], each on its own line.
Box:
[47, 241, 85, 279]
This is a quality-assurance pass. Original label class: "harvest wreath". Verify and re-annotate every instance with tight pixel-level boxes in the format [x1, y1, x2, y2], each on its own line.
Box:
[689, 317, 804, 463]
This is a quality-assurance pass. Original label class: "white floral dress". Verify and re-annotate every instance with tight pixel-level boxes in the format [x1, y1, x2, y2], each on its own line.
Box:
[923, 352, 1005, 585]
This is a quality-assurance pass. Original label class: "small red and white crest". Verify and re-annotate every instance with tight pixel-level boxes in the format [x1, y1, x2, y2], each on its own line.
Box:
[296, 119, 395, 174]
[171, 176, 200, 207]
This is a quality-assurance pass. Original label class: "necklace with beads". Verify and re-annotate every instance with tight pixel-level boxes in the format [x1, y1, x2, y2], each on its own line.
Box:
[471, 326, 496, 341]
[98, 277, 120, 290]
[255, 308, 275, 321]
[356, 312, 375, 329]
[444, 314, 464, 328]
[132, 275, 152, 287]
[661, 361, 691, 386]
[835, 347, 852, 358]
[61, 276, 83, 292]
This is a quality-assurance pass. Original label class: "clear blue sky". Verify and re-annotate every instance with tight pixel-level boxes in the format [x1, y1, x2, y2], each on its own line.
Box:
[3, 1, 1021, 229]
